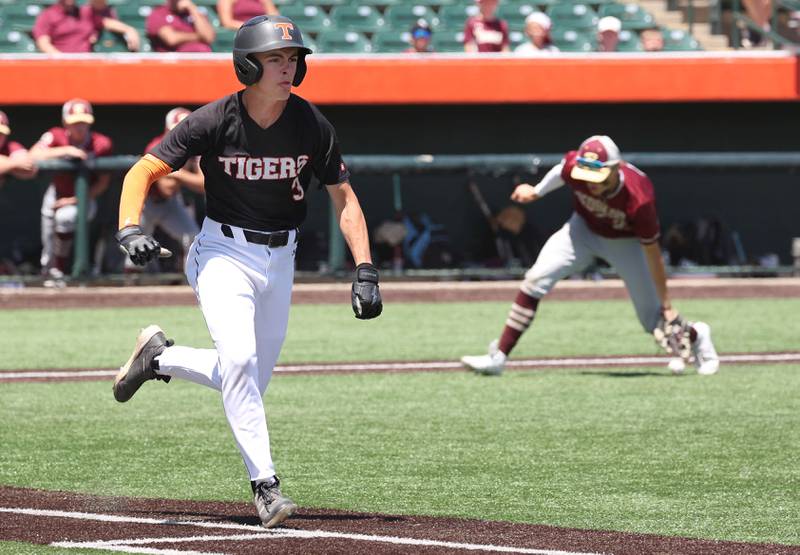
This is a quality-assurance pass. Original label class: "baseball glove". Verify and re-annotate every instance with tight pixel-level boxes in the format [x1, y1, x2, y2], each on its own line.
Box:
[351, 263, 382, 320]
[652, 314, 692, 361]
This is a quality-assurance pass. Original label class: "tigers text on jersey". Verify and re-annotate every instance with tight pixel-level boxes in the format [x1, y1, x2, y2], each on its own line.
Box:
[150, 92, 349, 232]
[561, 151, 660, 244]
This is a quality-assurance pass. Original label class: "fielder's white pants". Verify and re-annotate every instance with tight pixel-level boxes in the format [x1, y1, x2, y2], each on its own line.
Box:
[156, 217, 296, 482]
[40, 184, 97, 269]
[521, 213, 662, 332]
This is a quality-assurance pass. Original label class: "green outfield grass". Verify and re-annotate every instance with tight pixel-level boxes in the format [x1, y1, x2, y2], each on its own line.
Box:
[1, 297, 798, 547]
[0, 298, 797, 370]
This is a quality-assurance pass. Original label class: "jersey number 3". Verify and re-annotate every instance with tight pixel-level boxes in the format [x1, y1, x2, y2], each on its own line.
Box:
[291, 177, 304, 201]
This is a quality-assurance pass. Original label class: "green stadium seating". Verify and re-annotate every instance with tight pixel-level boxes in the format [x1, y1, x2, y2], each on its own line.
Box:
[436, 4, 479, 29]
[329, 5, 385, 33]
[0, 3, 45, 32]
[547, 3, 598, 31]
[662, 28, 701, 50]
[212, 28, 236, 52]
[357, 0, 401, 7]
[279, 5, 332, 34]
[508, 29, 526, 48]
[550, 28, 594, 51]
[430, 29, 464, 51]
[384, 5, 438, 30]
[93, 31, 128, 53]
[404, 0, 460, 7]
[371, 28, 411, 52]
[316, 29, 372, 52]
[615, 29, 643, 51]
[598, 3, 655, 31]
[0, 28, 36, 52]
[497, 3, 539, 32]
[114, 3, 154, 26]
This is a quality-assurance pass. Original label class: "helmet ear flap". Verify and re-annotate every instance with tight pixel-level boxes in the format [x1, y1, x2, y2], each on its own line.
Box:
[233, 52, 263, 86]
[292, 54, 308, 87]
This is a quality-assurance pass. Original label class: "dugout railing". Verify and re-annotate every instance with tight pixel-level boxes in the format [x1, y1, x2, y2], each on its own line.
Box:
[30, 152, 800, 283]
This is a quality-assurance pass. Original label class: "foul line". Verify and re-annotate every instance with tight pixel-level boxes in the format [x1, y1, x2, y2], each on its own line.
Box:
[2, 352, 799, 381]
[1, 507, 601, 555]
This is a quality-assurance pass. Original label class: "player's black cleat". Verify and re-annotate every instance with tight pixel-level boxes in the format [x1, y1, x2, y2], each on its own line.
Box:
[252, 476, 297, 529]
[113, 325, 172, 403]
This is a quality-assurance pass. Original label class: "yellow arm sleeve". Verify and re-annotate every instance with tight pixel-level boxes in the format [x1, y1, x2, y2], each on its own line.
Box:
[118, 154, 174, 229]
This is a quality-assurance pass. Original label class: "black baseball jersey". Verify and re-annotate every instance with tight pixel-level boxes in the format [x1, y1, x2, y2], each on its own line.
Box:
[150, 91, 349, 232]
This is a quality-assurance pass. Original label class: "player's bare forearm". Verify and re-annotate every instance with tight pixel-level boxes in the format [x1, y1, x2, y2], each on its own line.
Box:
[172, 167, 205, 193]
[510, 184, 540, 204]
[189, 10, 216, 44]
[642, 241, 675, 318]
[328, 182, 372, 265]
[30, 145, 86, 161]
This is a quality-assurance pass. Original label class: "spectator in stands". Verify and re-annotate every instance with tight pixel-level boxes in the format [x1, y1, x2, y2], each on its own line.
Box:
[0, 111, 37, 186]
[30, 99, 113, 282]
[32, 0, 97, 53]
[146, 0, 215, 53]
[85, 0, 142, 52]
[407, 19, 434, 53]
[514, 12, 559, 53]
[741, 0, 772, 46]
[464, 0, 510, 53]
[596, 16, 621, 52]
[217, 0, 279, 30]
[640, 27, 664, 52]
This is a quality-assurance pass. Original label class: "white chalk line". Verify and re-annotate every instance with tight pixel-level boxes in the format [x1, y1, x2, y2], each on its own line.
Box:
[0, 506, 601, 555]
[1, 352, 799, 381]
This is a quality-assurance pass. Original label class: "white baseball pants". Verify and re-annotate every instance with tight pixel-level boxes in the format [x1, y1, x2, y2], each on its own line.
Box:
[521, 213, 662, 332]
[156, 217, 296, 482]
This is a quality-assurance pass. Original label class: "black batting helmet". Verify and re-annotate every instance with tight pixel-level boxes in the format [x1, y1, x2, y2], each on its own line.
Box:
[233, 15, 312, 87]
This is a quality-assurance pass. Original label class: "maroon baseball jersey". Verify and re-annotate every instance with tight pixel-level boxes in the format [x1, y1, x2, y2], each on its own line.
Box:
[561, 151, 660, 243]
[34, 127, 113, 198]
[463, 16, 509, 52]
[232, 0, 268, 22]
[81, 4, 117, 33]
[32, 3, 96, 53]
[146, 6, 212, 53]
[0, 140, 25, 157]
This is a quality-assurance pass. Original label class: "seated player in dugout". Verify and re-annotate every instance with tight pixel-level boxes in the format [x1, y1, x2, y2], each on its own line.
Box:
[113, 15, 382, 529]
[30, 99, 113, 281]
[0, 111, 37, 186]
[461, 135, 720, 377]
[128, 107, 204, 272]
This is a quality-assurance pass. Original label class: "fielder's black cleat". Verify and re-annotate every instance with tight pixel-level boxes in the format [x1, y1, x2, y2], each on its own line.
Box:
[113, 325, 172, 403]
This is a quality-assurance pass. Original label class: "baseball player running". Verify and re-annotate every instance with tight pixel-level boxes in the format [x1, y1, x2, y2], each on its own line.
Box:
[112, 15, 382, 529]
[132, 107, 203, 271]
[461, 135, 719, 376]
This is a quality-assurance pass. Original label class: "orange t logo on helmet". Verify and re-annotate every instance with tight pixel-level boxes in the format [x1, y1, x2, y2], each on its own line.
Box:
[273, 22, 293, 40]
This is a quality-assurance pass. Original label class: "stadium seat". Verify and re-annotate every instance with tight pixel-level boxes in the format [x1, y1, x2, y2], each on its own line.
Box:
[0, 28, 36, 53]
[329, 5, 384, 33]
[357, 0, 401, 7]
[615, 29, 642, 51]
[371, 29, 411, 52]
[548, 3, 598, 32]
[384, 5, 438, 31]
[436, 4, 479, 29]
[662, 28, 702, 50]
[279, 5, 332, 34]
[497, 3, 539, 32]
[93, 31, 129, 53]
[430, 29, 465, 52]
[598, 3, 655, 31]
[316, 29, 372, 53]
[212, 28, 236, 52]
[550, 28, 594, 51]
[114, 3, 153, 26]
[0, 3, 45, 32]
[508, 29, 526, 49]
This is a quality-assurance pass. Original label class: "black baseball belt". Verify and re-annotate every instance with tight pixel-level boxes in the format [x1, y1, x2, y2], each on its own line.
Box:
[220, 224, 291, 248]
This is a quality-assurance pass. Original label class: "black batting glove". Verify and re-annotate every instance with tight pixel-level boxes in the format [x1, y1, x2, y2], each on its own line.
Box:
[351, 262, 382, 320]
[116, 225, 161, 266]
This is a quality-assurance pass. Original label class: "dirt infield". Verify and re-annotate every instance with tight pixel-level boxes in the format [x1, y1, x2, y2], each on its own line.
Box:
[2, 486, 799, 555]
[1, 278, 800, 309]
